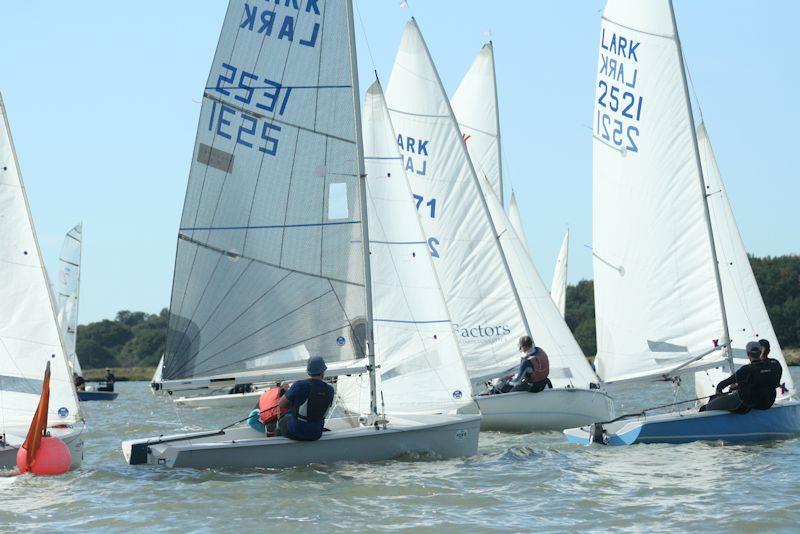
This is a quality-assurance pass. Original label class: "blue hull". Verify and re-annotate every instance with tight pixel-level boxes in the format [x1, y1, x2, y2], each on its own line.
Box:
[564, 400, 800, 446]
[78, 390, 119, 401]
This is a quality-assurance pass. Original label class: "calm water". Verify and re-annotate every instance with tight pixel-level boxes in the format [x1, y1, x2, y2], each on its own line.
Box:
[2, 369, 799, 532]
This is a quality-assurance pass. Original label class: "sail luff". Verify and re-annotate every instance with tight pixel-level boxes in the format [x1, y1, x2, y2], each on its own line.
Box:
[551, 229, 569, 318]
[344, 0, 377, 416]
[410, 19, 532, 341]
[489, 42, 504, 202]
[668, 0, 734, 374]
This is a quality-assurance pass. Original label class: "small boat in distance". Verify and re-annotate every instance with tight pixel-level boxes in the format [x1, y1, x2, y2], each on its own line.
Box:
[54, 224, 118, 402]
[565, 0, 799, 446]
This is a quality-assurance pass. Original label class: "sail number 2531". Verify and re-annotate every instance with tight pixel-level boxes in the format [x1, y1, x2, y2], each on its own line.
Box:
[596, 81, 640, 153]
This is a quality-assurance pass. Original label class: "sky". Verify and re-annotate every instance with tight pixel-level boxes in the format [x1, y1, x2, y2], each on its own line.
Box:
[0, 1, 797, 323]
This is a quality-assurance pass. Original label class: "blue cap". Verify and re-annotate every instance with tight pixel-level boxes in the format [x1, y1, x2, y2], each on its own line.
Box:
[307, 356, 327, 375]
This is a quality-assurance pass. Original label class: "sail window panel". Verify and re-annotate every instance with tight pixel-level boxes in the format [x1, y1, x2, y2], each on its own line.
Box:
[326, 182, 349, 220]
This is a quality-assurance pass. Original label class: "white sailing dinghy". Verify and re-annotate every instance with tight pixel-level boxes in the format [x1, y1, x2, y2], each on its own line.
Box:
[565, 0, 800, 445]
[0, 94, 85, 469]
[387, 26, 612, 431]
[122, 0, 479, 469]
[54, 224, 117, 402]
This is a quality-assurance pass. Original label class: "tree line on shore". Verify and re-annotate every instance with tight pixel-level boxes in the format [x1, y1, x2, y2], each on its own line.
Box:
[76, 255, 799, 370]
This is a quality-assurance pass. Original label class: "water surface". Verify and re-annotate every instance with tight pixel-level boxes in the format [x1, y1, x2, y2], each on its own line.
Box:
[2, 369, 798, 532]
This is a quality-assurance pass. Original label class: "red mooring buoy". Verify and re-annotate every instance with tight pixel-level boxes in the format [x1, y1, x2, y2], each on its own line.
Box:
[16, 435, 71, 475]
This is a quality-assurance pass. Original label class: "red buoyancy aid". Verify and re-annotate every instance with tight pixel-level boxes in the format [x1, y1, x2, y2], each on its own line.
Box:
[529, 348, 550, 383]
[258, 386, 288, 424]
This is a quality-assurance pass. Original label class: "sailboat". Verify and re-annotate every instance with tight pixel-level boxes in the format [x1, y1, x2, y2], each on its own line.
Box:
[122, 0, 479, 469]
[388, 26, 612, 431]
[0, 94, 85, 470]
[54, 225, 117, 401]
[565, 0, 800, 445]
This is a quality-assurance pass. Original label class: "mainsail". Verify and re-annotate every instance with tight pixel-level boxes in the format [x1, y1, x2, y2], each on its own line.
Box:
[551, 230, 569, 318]
[694, 123, 795, 398]
[592, 0, 728, 383]
[163, 0, 369, 383]
[0, 94, 81, 430]
[338, 81, 472, 414]
[55, 224, 83, 377]
[386, 21, 528, 387]
[451, 42, 503, 201]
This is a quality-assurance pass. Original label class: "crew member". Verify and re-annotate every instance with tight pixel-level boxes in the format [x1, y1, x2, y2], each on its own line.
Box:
[701, 341, 782, 413]
[73, 372, 86, 391]
[509, 335, 552, 393]
[759, 338, 771, 360]
[98, 368, 116, 392]
[277, 356, 334, 441]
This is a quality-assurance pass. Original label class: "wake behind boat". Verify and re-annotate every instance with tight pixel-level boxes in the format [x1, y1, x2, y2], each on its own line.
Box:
[564, 0, 798, 446]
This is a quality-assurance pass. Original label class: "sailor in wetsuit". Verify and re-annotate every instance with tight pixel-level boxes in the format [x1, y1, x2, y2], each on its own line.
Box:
[701, 341, 782, 413]
[277, 356, 334, 441]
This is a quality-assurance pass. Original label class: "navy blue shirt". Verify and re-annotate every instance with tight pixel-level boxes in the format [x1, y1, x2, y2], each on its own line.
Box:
[284, 379, 334, 440]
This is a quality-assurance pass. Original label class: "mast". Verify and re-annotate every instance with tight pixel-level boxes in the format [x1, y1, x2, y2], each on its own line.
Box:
[669, 0, 734, 374]
[413, 19, 533, 340]
[488, 41, 504, 203]
[346, 0, 378, 416]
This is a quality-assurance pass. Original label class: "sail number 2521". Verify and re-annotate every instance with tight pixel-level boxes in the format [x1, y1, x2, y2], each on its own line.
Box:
[596, 80, 640, 153]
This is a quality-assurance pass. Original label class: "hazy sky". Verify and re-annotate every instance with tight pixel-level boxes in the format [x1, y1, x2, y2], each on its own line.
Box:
[0, 1, 797, 323]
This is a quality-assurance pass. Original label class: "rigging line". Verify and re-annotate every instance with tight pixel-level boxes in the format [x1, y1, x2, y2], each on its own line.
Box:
[167, 269, 294, 378]
[327, 278, 367, 359]
[177, 288, 337, 377]
[682, 48, 705, 123]
[353, 0, 377, 75]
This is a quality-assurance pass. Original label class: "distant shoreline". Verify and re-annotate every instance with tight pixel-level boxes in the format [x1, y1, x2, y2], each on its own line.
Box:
[83, 367, 156, 382]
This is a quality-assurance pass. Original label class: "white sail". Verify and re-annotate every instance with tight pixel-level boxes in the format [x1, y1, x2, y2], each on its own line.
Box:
[694, 123, 795, 398]
[551, 230, 569, 318]
[386, 20, 526, 388]
[55, 223, 83, 377]
[592, 0, 728, 384]
[507, 192, 530, 254]
[339, 81, 472, 414]
[0, 94, 81, 430]
[162, 0, 369, 384]
[483, 186, 598, 389]
[451, 42, 503, 201]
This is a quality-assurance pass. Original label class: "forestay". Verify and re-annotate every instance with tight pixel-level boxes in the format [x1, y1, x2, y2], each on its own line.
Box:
[386, 20, 526, 388]
[451, 42, 503, 201]
[592, 0, 727, 383]
[694, 123, 795, 398]
[338, 82, 472, 414]
[163, 0, 368, 382]
[506, 192, 529, 254]
[551, 230, 569, 318]
[56, 223, 83, 377]
[0, 94, 81, 429]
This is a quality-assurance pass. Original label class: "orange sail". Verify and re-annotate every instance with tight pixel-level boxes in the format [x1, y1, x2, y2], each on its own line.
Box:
[22, 361, 51, 469]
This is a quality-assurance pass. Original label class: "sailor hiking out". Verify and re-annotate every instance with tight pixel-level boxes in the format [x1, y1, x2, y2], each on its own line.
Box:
[482, 336, 552, 395]
[701, 341, 783, 414]
[275, 356, 335, 441]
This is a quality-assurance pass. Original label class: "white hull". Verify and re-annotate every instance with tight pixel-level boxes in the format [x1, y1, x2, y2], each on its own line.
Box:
[470, 388, 615, 432]
[122, 414, 480, 469]
[0, 424, 85, 471]
[172, 390, 262, 409]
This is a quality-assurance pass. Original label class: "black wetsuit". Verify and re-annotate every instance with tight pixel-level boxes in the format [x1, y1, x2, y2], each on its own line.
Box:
[703, 359, 782, 413]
